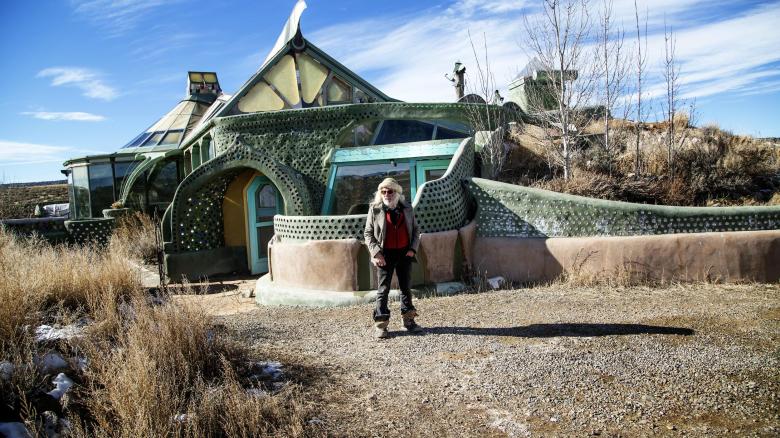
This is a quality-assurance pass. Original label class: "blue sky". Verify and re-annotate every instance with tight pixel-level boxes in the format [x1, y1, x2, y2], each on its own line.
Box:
[1, 0, 779, 183]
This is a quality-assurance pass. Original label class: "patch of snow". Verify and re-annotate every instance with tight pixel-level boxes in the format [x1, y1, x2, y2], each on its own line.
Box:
[487, 276, 506, 290]
[37, 353, 68, 374]
[35, 324, 84, 342]
[47, 373, 74, 400]
[0, 361, 14, 381]
[0, 422, 32, 438]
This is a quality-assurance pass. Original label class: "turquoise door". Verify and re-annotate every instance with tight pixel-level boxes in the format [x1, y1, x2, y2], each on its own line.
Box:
[247, 176, 284, 274]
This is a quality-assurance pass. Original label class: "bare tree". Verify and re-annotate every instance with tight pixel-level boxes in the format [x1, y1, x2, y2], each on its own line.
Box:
[523, 0, 597, 180]
[595, 0, 630, 175]
[464, 31, 507, 180]
[632, 0, 648, 177]
[662, 18, 681, 176]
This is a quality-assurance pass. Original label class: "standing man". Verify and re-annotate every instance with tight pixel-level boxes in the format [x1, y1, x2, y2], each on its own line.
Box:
[364, 178, 423, 339]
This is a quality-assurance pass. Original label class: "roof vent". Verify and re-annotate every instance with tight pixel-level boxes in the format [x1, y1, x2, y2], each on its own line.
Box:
[188, 72, 221, 97]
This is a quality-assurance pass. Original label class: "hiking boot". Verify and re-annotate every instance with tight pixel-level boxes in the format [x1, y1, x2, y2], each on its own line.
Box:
[373, 320, 389, 339]
[402, 311, 423, 333]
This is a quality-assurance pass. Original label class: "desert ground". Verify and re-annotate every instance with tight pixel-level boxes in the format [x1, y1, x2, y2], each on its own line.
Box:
[180, 279, 780, 437]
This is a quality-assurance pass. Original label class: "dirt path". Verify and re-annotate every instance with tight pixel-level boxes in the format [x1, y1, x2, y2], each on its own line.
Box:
[211, 283, 779, 437]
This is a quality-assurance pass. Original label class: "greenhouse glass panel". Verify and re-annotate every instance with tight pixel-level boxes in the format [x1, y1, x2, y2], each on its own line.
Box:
[142, 132, 164, 147]
[88, 163, 114, 216]
[330, 162, 410, 215]
[435, 125, 468, 140]
[373, 120, 434, 145]
[159, 130, 182, 145]
[71, 166, 91, 219]
[114, 161, 139, 197]
[148, 160, 179, 205]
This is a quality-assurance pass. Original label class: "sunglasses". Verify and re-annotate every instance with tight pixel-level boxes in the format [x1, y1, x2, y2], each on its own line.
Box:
[380, 189, 395, 195]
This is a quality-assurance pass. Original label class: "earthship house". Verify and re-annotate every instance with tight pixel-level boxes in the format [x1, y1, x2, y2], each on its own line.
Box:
[54, 2, 780, 306]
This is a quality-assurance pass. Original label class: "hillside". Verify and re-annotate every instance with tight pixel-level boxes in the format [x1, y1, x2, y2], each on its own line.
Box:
[0, 183, 69, 219]
[501, 119, 780, 207]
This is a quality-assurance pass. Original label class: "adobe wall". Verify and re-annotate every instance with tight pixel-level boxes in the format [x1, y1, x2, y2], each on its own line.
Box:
[462, 230, 780, 283]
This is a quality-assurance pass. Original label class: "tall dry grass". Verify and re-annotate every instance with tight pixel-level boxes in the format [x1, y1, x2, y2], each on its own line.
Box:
[0, 228, 309, 437]
[110, 212, 159, 264]
[503, 120, 780, 206]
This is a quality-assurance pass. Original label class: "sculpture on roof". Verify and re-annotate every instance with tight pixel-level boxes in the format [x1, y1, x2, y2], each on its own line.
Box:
[445, 61, 466, 100]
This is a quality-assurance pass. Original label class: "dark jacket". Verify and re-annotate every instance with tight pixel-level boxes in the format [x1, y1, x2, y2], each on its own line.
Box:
[364, 201, 421, 258]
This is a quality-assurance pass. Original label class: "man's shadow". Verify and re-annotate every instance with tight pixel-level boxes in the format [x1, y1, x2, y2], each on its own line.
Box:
[411, 323, 694, 337]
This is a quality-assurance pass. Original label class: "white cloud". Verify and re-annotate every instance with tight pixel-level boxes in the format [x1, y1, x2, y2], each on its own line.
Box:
[21, 111, 106, 122]
[37, 67, 118, 101]
[70, 0, 184, 36]
[308, 1, 780, 106]
[0, 140, 74, 165]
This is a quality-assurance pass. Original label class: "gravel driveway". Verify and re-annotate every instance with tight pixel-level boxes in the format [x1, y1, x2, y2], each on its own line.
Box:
[220, 283, 780, 437]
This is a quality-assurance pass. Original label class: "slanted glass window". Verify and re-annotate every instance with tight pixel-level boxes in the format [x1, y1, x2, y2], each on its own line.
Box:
[88, 163, 114, 216]
[435, 126, 468, 140]
[159, 130, 182, 146]
[148, 160, 179, 205]
[339, 120, 380, 148]
[71, 166, 91, 219]
[124, 132, 152, 148]
[330, 162, 410, 215]
[142, 132, 164, 147]
[374, 120, 435, 145]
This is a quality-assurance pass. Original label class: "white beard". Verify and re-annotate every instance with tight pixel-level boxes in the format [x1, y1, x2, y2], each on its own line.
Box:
[382, 197, 399, 209]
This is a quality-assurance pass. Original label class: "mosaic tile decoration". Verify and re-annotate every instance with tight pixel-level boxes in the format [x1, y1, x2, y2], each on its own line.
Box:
[273, 138, 476, 241]
[165, 102, 503, 252]
[64, 218, 115, 246]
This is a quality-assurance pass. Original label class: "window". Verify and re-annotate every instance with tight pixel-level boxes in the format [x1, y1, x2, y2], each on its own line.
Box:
[142, 132, 164, 147]
[159, 130, 182, 145]
[435, 126, 468, 140]
[329, 162, 410, 215]
[148, 160, 179, 206]
[373, 120, 435, 145]
[114, 161, 138, 198]
[71, 166, 91, 219]
[88, 163, 114, 216]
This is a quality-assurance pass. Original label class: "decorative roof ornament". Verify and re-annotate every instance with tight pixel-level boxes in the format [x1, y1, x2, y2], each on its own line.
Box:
[261, 0, 308, 70]
[445, 60, 466, 100]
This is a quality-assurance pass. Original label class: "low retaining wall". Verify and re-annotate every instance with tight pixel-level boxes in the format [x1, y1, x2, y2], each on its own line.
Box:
[265, 229, 464, 293]
[1, 217, 69, 243]
[463, 230, 780, 283]
[2, 217, 116, 246]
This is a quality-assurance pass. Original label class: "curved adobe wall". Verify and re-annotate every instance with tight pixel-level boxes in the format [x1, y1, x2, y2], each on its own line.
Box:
[462, 230, 780, 283]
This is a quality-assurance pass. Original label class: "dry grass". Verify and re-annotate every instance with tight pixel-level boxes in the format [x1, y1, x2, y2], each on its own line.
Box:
[0, 229, 309, 437]
[503, 121, 780, 206]
[110, 212, 160, 264]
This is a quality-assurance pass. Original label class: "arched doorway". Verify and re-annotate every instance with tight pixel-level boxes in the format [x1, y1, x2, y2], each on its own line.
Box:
[246, 176, 284, 274]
